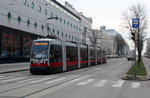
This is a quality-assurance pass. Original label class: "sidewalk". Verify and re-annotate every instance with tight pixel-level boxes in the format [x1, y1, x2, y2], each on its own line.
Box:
[0, 62, 30, 74]
[143, 57, 150, 78]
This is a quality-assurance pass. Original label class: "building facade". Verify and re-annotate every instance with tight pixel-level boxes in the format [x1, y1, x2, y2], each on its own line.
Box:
[145, 38, 150, 57]
[92, 29, 114, 55]
[0, 0, 92, 63]
[100, 26, 130, 56]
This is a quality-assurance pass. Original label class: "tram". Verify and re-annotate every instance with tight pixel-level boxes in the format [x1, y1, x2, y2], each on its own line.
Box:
[30, 38, 107, 74]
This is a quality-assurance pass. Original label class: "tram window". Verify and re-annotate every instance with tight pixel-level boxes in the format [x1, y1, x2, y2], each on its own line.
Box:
[97, 49, 101, 59]
[50, 44, 62, 63]
[66, 46, 77, 62]
[80, 48, 88, 61]
[90, 48, 95, 60]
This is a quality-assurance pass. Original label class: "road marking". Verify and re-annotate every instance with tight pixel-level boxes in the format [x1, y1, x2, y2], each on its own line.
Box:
[112, 80, 124, 87]
[30, 77, 56, 84]
[0, 76, 27, 82]
[131, 82, 140, 88]
[94, 79, 108, 87]
[25, 75, 92, 98]
[17, 77, 42, 83]
[0, 76, 16, 80]
[0, 76, 5, 79]
[77, 79, 95, 86]
[0, 76, 5, 78]
[46, 78, 66, 84]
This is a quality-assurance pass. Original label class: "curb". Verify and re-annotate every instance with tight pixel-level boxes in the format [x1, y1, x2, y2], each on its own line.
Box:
[122, 74, 150, 81]
[0, 69, 29, 74]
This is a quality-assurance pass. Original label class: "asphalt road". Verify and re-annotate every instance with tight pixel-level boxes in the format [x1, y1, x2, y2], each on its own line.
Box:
[0, 58, 150, 98]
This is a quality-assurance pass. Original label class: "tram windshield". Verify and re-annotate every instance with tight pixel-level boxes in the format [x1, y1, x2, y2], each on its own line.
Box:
[31, 41, 49, 59]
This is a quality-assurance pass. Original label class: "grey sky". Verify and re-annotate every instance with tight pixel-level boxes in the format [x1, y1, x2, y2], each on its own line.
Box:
[60, 0, 150, 51]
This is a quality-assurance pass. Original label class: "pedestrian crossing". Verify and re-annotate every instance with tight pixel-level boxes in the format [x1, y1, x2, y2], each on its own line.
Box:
[76, 79, 141, 89]
[0, 75, 142, 89]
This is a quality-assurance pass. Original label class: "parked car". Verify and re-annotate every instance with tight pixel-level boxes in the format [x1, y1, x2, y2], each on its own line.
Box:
[126, 51, 135, 61]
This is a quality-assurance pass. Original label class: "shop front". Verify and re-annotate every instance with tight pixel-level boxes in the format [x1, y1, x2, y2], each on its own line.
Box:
[0, 26, 38, 63]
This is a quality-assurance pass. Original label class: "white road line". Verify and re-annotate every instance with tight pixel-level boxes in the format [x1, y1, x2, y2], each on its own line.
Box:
[25, 75, 92, 98]
[0, 76, 5, 79]
[94, 79, 108, 87]
[0, 76, 5, 78]
[0, 76, 16, 80]
[77, 79, 95, 86]
[112, 80, 125, 87]
[131, 82, 140, 88]
[17, 77, 42, 83]
[0, 77, 27, 82]
[46, 78, 66, 84]
[30, 77, 56, 84]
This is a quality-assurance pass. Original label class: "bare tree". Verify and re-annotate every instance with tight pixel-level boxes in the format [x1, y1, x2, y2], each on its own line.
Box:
[114, 34, 126, 56]
[122, 3, 148, 63]
[89, 30, 99, 45]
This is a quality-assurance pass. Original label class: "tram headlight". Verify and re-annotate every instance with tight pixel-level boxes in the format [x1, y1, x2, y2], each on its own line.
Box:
[31, 61, 35, 64]
[43, 61, 47, 64]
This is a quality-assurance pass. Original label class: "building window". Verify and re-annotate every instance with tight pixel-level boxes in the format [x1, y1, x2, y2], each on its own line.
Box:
[24, 0, 27, 5]
[39, 6, 41, 12]
[34, 22, 37, 28]
[41, 25, 44, 31]
[60, 17, 62, 22]
[45, 9, 47, 15]
[1, 33, 21, 58]
[62, 32, 64, 38]
[69, 35, 70, 39]
[53, 29, 55, 34]
[76, 27, 78, 30]
[57, 30, 59, 36]
[7, 12, 12, 20]
[72, 36, 74, 40]
[31, 2, 34, 8]
[27, 19, 30, 26]
[65, 34, 67, 39]
[71, 23, 72, 27]
[64, 20, 66, 24]
[67, 22, 69, 26]
[47, 26, 50, 31]
[79, 28, 81, 31]
[51, 12, 53, 17]
[17, 16, 21, 23]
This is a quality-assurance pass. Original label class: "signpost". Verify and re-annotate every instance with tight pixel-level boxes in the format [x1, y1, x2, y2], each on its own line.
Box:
[132, 18, 140, 78]
[132, 18, 140, 28]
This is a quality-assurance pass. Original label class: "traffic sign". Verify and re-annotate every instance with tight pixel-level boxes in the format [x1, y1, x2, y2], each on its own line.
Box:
[132, 19, 140, 28]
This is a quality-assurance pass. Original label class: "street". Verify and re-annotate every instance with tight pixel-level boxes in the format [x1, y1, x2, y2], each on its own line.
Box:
[0, 58, 150, 98]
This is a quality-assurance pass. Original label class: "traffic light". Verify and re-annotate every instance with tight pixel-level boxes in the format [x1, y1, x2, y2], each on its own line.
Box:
[131, 32, 135, 41]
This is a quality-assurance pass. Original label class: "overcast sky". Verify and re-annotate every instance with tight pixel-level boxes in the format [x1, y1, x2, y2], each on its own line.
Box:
[60, 0, 150, 51]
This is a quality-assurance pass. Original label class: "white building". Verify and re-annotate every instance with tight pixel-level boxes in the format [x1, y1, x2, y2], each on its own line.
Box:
[0, 0, 92, 62]
[64, 2, 93, 44]
[100, 26, 130, 55]
[92, 29, 114, 55]
[145, 38, 150, 56]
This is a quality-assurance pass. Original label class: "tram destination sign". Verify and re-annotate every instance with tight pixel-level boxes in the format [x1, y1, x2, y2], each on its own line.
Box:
[35, 42, 48, 45]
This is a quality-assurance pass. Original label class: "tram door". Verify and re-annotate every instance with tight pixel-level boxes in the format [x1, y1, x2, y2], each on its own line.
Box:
[62, 41, 66, 71]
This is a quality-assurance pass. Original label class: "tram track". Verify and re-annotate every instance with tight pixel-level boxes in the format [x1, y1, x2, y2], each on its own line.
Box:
[23, 61, 125, 98]
[0, 64, 107, 94]
[0, 59, 125, 98]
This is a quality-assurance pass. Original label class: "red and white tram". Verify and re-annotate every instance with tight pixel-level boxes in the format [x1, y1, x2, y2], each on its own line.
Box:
[30, 38, 107, 74]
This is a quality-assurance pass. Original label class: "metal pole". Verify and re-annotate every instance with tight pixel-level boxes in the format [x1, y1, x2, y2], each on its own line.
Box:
[134, 29, 138, 78]
[134, 39, 137, 78]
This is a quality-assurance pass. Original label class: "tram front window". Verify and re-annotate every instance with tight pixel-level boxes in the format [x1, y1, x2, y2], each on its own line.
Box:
[31, 41, 49, 59]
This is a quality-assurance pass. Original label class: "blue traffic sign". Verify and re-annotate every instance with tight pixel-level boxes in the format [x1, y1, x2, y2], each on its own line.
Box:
[132, 18, 140, 28]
